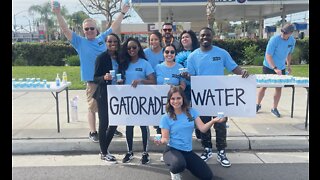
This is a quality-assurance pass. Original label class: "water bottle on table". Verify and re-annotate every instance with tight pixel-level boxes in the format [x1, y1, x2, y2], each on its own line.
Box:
[62, 71, 67, 84]
[55, 73, 61, 87]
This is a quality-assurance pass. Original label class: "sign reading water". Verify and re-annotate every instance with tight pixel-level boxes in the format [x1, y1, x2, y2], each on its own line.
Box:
[191, 75, 256, 117]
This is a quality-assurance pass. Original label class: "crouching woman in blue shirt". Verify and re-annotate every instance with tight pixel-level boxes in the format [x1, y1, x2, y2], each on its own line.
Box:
[154, 86, 225, 180]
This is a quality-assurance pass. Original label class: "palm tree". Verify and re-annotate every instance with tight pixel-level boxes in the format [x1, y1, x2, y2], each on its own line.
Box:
[206, 0, 216, 29]
[67, 11, 90, 35]
[28, 2, 53, 42]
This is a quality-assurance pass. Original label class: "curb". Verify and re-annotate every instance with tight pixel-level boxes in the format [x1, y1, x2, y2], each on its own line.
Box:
[12, 136, 309, 154]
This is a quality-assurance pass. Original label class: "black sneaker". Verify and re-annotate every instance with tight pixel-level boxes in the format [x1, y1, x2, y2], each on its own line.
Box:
[113, 129, 123, 137]
[256, 104, 261, 113]
[100, 152, 117, 164]
[271, 108, 281, 118]
[141, 152, 150, 164]
[89, 131, 99, 143]
[122, 152, 134, 163]
[217, 150, 231, 167]
[200, 148, 213, 162]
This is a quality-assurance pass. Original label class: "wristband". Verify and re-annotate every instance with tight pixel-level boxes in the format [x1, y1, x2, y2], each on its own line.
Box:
[273, 66, 278, 70]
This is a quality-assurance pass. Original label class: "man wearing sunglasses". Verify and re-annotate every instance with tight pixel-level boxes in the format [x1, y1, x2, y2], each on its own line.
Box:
[161, 22, 180, 50]
[52, 1, 130, 143]
[256, 23, 296, 118]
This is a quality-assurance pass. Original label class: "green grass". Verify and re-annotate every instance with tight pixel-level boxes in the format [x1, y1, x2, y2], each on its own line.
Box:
[12, 65, 309, 90]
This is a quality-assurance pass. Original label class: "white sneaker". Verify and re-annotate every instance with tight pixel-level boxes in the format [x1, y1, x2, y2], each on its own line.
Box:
[160, 155, 164, 162]
[170, 172, 181, 180]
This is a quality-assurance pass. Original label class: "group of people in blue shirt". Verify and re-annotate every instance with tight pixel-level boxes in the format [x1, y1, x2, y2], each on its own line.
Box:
[53, 1, 295, 179]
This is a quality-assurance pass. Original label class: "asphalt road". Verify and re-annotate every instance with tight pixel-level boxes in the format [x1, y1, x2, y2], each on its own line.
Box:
[12, 152, 309, 180]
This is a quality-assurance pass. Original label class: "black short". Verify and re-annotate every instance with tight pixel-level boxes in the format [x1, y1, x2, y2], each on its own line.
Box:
[262, 66, 285, 75]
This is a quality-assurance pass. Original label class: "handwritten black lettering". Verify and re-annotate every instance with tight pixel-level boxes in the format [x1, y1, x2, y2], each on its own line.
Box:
[110, 95, 167, 115]
[191, 88, 246, 107]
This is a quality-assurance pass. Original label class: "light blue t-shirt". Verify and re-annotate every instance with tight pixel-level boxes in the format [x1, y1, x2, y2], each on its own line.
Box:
[155, 62, 184, 85]
[160, 108, 199, 151]
[124, 58, 154, 85]
[187, 45, 238, 76]
[71, 28, 112, 81]
[144, 48, 164, 70]
[263, 34, 296, 70]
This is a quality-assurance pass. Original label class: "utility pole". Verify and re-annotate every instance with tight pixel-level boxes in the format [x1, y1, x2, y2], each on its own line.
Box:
[13, 10, 28, 32]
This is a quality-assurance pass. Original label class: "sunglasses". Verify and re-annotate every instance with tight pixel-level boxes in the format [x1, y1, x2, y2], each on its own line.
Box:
[107, 40, 118, 44]
[164, 50, 175, 54]
[281, 30, 292, 35]
[84, 27, 95, 31]
[127, 46, 138, 50]
[163, 29, 172, 32]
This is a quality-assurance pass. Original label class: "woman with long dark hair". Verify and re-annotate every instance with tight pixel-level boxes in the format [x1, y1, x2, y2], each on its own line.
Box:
[93, 33, 122, 163]
[154, 86, 224, 179]
[118, 37, 156, 165]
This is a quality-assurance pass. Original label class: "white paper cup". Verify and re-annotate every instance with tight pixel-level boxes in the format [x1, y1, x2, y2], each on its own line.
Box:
[217, 112, 224, 119]
[154, 134, 161, 141]
[109, 70, 115, 77]
[116, 73, 122, 81]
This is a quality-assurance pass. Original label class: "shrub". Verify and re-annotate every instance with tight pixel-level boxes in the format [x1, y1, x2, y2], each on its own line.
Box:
[13, 55, 28, 66]
[66, 55, 80, 66]
[291, 46, 302, 65]
[242, 44, 264, 65]
[252, 55, 264, 66]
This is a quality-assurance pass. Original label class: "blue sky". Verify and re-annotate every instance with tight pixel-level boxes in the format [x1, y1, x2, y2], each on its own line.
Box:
[12, 0, 309, 30]
[12, 0, 143, 29]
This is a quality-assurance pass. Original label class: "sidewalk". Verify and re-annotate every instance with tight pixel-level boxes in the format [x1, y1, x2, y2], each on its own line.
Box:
[12, 87, 309, 154]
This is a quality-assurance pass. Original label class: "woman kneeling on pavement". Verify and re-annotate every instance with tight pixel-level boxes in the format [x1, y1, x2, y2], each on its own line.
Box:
[154, 86, 225, 180]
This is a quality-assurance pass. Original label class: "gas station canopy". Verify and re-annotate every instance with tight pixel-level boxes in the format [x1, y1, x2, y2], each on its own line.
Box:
[131, 0, 309, 23]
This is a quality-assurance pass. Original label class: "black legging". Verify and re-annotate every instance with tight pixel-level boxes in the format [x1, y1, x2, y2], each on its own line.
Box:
[163, 146, 214, 180]
[97, 97, 117, 155]
[125, 126, 149, 152]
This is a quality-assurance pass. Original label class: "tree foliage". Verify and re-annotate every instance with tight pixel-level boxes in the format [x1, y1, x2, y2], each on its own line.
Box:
[78, 0, 125, 28]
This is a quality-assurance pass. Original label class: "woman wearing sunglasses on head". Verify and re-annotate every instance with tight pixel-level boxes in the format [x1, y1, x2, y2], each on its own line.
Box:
[52, 1, 130, 143]
[118, 37, 156, 165]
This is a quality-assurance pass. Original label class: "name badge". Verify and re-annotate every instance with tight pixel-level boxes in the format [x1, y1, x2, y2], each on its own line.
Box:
[98, 41, 104, 46]
[135, 68, 143, 71]
[212, 57, 221, 61]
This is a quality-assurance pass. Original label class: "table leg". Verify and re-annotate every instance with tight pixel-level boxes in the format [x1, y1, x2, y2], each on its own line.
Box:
[51, 92, 60, 133]
[290, 86, 295, 118]
[66, 87, 70, 123]
[305, 88, 309, 130]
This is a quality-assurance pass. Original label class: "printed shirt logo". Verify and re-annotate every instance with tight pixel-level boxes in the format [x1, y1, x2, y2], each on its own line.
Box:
[135, 68, 143, 71]
[212, 57, 221, 61]
[171, 74, 180, 79]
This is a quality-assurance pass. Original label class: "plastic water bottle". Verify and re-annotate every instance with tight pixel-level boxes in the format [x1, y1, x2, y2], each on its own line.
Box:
[70, 96, 79, 122]
[62, 72, 67, 84]
[55, 73, 61, 87]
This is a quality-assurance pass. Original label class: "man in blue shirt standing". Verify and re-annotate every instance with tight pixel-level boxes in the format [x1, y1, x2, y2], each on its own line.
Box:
[185, 27, 249, 168]
[52, 1, 129, 143]
[256, 23, 296, 118]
